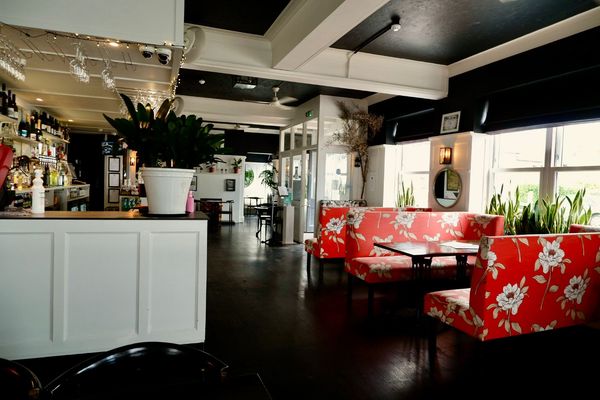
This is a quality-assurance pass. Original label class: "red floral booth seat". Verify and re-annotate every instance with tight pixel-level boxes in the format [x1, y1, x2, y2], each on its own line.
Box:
[304, 202, 432, 279]
[345, 210, 504, 315]
[424, 228, 600, 362]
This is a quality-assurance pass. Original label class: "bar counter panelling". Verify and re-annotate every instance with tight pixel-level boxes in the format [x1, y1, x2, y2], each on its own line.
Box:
[0, 210, 208, 360]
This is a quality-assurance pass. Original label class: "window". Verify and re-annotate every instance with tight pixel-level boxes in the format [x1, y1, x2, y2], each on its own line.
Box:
[397, 140, 430, 207]
[489, 121, 600, 213]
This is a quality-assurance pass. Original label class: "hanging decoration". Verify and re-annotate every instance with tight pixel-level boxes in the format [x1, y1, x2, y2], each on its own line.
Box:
[0, 31, 26, 81]
[69, 42, 89, 83]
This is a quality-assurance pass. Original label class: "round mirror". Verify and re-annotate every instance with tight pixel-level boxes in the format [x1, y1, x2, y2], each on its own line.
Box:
[433, 168, 462, 208]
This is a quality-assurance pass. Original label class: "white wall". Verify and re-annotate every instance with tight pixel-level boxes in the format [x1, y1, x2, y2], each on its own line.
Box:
[428, 132, 489, 212]
[193, 155, 246, 223]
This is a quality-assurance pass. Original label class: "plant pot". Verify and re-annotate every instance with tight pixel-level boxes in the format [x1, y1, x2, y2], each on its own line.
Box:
[233, 167, 240, 174]
[141, 167, 194, 215]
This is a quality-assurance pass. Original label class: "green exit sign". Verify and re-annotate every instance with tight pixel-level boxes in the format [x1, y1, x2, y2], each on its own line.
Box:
[305, 110, 313, 118]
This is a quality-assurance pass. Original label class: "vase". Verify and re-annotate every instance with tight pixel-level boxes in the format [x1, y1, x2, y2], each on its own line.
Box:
[141, 167, 194, 215]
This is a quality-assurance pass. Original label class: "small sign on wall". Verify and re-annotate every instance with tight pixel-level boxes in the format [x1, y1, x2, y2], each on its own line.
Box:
[225, 179, 236, 191]
[440, 111, 461, 134]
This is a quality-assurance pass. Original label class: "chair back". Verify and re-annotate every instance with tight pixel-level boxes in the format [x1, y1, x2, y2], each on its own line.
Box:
[0, 358, 41, 400]
[44, 342, 228, 399]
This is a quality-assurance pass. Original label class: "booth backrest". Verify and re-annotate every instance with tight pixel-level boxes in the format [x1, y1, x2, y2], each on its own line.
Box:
[569, 224, 600, 233]
[469, 232, 600, 340]
[345, 210, 505, 259]
[312, 203, 393, 259]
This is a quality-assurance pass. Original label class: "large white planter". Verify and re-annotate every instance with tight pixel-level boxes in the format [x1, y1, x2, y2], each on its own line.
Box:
[142, 167, 194, 215]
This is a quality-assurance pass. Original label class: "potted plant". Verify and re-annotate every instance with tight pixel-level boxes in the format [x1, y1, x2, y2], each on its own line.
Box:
[104, 94, 225, 214]
[231, 158, 243, 173]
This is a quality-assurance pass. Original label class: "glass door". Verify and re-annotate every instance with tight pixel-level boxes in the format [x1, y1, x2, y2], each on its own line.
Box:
[305, 149, 317, 233]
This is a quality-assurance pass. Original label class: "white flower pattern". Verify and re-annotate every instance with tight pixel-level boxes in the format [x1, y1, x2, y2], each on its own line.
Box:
[537, 239, 565, 274]
[496, 283, 525, 315]
[563, 275, 588, 304]
[325, 217, 345, 234]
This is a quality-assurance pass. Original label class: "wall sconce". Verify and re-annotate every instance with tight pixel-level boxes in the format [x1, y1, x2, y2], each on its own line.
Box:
[130, 156, 135, 166]
[439, 147, 452, 164]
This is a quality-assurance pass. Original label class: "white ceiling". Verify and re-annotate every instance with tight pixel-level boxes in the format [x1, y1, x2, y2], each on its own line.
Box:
[0, 24, 180, 134]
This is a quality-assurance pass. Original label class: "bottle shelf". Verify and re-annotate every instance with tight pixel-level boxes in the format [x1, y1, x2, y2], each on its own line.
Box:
[42, 132, 69, 144]
[0, 114, 18, 124]
[0, 133, 39, 145]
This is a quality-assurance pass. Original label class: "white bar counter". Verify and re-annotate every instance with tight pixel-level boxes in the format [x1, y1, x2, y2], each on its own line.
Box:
[0, 210, 208, 360]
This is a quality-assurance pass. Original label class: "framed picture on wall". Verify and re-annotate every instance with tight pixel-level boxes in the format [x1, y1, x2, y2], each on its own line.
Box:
[440, 111, 461, 134]
[108, 157, 121, 172]
[225, 179, 236, 192]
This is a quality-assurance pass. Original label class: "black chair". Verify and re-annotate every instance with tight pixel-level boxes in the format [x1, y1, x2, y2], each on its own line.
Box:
[255, 203, 273, 241]
[43, 342, 229, 399]
[0, 358, 42, 400]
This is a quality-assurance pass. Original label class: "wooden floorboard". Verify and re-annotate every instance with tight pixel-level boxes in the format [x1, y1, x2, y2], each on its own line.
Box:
[18, 217, 600, 399]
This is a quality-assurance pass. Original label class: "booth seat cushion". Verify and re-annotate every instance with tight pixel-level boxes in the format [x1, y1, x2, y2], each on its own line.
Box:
[426, 231, 600, 342]
[305, 238, 319, 255]
[424, 288, 477, 336]
[346, 255, 472, 284]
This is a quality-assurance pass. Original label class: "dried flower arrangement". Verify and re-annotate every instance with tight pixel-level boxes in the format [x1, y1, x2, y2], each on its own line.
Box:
[331, 101, 383, 199]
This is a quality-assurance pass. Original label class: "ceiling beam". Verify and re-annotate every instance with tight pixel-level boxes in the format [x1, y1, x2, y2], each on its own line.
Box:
[178, 95, 294, 127]
[185, 26, 448, 99]
[267, 0, 388, 70]
[449, 6, 600, 77]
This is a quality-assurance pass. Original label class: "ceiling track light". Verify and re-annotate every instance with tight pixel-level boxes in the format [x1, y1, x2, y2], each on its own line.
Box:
[351, 16, 401, 55]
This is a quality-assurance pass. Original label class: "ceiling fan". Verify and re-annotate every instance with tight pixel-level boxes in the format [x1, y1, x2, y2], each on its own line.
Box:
[246, 86, 297, 110]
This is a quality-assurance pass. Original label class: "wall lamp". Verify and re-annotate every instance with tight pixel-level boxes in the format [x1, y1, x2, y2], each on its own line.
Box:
[439, 147, 452, 164]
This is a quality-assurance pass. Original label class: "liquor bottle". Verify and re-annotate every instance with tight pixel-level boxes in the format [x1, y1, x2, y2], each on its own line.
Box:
[43, 164, 50, 186]
[6, 90, 14, 118]
[0, 83, 6, 116]
[11, 94, 18, 119]
[0, 84, 7, 116]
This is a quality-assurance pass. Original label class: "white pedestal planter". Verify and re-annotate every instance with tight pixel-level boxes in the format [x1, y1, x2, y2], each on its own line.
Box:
[142, 167, 194, 214]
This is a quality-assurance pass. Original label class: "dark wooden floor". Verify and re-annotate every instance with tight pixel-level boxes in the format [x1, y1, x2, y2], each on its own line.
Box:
[19, 217, 600, 399]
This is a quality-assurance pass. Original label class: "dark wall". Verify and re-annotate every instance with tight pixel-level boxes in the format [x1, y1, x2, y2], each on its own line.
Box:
[370, 26, 600, 142]
[68, 134, 115, 211]
[223, 130, 279, 160]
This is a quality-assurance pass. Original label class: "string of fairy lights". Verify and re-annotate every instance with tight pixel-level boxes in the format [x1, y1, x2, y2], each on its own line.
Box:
[0, 21, 185, 114]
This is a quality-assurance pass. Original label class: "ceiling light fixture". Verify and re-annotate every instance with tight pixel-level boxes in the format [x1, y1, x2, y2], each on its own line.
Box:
[351, 16, 401, 55]
[198, 79, 206, 85]
[35, 98, 43, 102]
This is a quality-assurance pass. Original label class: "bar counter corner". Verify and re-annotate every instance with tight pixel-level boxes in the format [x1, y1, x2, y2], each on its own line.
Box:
[0, 210, 208, 360]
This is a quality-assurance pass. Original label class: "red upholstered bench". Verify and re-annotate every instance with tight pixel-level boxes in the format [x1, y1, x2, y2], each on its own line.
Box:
[303, 201, 407, 280]
[345, 210, 504, 317]
[304, 200, 366, 278]
[425, 224, 600, 366]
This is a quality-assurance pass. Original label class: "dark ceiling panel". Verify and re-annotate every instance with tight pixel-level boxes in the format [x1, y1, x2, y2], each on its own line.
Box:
[184, 0, 291, 35]
[332, 0, 598, 65]
[176, 69, 372, 106]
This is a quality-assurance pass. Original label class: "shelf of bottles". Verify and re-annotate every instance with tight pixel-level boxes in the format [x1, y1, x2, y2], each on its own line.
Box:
[2, 81, 73, 196]
[1, 82, 69, 159]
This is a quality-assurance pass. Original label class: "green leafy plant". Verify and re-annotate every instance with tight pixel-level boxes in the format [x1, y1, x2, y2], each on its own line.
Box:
[395, 179, 415, 208]
[486, 186, 592, 234]
[259, 167, 278, 190]
[231, 158, 243, 168]
[104, 93, 225, 169]
[244, 169, 254, 187]
[485, 185, 523, 235]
